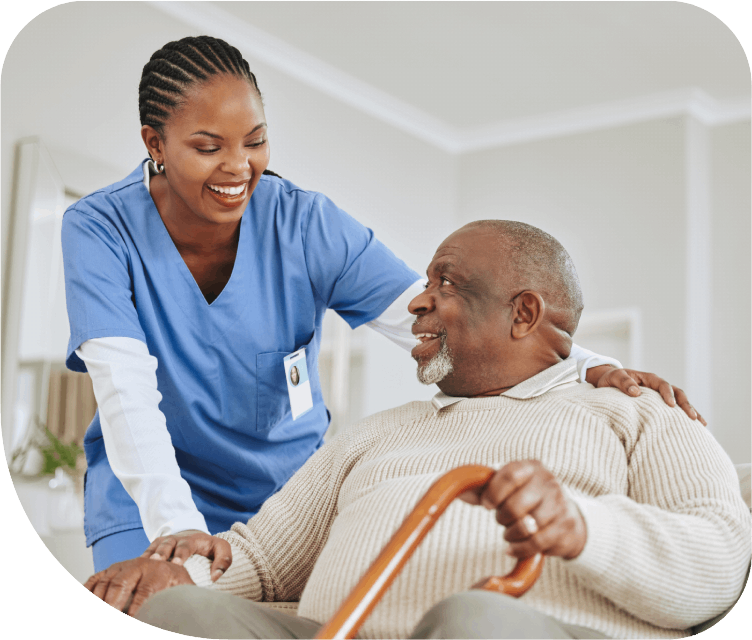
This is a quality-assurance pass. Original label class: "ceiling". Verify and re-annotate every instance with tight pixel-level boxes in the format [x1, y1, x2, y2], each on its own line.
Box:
[147, 2, 750, 152]
[206, 1, 749, 128]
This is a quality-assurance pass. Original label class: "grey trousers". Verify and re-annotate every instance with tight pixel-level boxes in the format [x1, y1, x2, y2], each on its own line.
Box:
[136, 585, 609, 639]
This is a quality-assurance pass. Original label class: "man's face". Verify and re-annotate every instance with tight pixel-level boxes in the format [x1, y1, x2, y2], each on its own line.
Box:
[408, 227, 515, 396]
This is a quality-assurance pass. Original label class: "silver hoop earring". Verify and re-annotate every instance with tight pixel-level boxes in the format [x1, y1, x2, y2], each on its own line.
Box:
[148, 158, 164, 174]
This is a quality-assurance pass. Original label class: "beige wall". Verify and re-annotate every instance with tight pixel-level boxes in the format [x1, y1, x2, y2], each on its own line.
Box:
[710, 121, 751, 462]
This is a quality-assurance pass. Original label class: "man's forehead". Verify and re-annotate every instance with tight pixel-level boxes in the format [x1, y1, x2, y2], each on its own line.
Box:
[428, 244, 464, 273]
[432, 229, 498, 263]
[427, 230, 508, 291]
[431, 242, 461, 261]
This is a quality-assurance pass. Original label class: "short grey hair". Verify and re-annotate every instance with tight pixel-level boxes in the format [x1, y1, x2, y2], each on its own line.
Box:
[465, 220, 584, 335]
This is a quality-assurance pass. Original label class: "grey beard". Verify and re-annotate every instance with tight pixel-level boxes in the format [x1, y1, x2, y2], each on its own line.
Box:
[416, 334, 454, 385]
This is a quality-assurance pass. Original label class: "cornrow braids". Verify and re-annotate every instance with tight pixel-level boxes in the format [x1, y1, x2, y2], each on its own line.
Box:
[139, 35, 279, 178]
[139, 35, 261, 134]
[192, 37, 230, 73]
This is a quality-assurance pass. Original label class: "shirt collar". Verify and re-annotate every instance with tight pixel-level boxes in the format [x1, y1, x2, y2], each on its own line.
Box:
[431, 358, 580, 412]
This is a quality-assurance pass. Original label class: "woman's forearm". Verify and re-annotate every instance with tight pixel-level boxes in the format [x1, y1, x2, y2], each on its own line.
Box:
[77, 337, 209, 541]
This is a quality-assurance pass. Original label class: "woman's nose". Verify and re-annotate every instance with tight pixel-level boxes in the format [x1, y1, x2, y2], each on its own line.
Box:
[223, 147, 252, 174]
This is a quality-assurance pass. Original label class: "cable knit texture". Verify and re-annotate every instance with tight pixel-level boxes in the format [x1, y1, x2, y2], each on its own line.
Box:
[184, 370, 750, 639]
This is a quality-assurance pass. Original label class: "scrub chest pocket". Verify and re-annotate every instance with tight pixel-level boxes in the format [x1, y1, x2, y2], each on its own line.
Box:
[256, 350, 301, 432]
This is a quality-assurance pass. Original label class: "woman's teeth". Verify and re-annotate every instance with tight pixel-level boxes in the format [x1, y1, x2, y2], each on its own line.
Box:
[208, 184, 246, 196]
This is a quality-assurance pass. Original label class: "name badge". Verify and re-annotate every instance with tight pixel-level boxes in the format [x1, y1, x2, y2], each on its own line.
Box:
[283, 348, 313, 420]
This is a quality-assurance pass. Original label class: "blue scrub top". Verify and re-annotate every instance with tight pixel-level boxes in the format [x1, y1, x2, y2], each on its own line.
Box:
[62, 162, 418, 546]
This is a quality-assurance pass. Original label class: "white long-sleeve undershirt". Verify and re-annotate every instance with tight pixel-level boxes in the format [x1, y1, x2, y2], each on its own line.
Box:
[77, 337, 210, 541]
[78, 281, 621, 542]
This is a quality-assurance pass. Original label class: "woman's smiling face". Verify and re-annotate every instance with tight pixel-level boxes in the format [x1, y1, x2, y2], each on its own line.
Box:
[144, 74, 270, 227]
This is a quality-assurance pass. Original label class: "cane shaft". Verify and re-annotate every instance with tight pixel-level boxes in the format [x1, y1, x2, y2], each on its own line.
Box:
[315, 465, 543, 639]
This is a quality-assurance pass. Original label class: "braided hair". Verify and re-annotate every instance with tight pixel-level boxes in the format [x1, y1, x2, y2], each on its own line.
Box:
[139, 35, 281, 178]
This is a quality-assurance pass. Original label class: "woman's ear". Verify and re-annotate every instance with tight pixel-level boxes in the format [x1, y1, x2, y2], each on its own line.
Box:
[510, 291, 546, 339]
[141, 125, 164, 163]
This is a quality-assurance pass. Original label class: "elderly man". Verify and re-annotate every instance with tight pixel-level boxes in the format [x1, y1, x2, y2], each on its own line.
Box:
[86, 221, 750, 639]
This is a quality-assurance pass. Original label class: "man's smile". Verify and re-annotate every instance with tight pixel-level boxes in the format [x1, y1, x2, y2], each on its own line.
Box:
[411, 327, 443, 359]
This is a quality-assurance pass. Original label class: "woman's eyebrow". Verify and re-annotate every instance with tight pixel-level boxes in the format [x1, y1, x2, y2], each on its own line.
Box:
[190, 123, 267, 140]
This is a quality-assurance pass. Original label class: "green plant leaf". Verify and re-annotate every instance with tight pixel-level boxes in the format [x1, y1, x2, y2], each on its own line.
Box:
[40, 427, 83, 474]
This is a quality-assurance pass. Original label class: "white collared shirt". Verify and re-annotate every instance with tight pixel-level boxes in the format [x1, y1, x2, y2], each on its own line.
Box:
[431, 357, 583, 412]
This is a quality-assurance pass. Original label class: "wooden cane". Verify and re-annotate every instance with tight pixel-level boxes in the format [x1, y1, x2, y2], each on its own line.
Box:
[314, 465, 544, 639]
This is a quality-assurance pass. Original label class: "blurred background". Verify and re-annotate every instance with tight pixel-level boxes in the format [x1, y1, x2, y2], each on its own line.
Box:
[2, 1, 750, 589]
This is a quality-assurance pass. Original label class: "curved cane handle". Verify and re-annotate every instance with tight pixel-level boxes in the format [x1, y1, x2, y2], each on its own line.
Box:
[315, 465, 544, 639]
[475, 553, 544, 597]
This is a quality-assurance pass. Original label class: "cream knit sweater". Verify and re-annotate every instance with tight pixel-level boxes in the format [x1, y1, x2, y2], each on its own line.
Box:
[184, 365, 750, 639]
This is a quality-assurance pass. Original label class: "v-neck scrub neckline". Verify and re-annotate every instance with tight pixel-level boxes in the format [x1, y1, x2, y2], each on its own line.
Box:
[137, 180, 253, 340]
[61, 161, 419, 546]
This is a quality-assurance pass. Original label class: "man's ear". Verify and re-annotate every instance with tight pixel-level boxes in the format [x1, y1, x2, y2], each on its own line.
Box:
[141, 125, 164, 163]
[510, 291, 545, 339]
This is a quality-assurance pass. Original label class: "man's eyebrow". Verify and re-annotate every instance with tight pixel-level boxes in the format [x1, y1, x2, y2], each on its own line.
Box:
[190, 123, 267, 139]
[427, 260, 463, 280]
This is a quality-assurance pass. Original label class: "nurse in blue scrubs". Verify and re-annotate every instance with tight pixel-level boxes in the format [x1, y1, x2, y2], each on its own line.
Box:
[63, 36, 704, 578]
[61, 35, 428, 575]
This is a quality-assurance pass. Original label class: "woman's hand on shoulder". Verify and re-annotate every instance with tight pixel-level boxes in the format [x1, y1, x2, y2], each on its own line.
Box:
[141, 529, 232, 582]
[586, 365, 706, 426]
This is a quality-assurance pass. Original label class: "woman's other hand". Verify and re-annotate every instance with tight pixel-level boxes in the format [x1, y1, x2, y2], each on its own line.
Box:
[586, 365, 706, 426]
[84, 558, 194, 617]
[141, 529, 232, 582]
